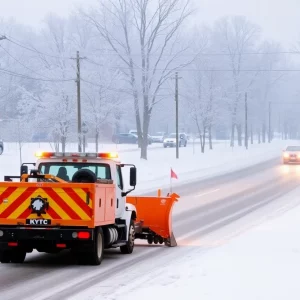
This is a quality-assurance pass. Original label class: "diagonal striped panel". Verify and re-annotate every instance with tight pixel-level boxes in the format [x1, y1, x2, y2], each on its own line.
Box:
[74, 187, 93, 209]
[0, 187, 38, 218]
[0, 187, 18, 205]
[42, 187, 82, 220]
[0, 186, 93, 222]
[54, 188, 90, 220]
[62, 188, 93, 217]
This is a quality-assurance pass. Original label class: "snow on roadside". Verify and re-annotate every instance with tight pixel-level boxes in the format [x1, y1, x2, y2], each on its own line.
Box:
[0, 139, 296, 195]
[119, 139, 296, 194]
[96, 186, 300, 300]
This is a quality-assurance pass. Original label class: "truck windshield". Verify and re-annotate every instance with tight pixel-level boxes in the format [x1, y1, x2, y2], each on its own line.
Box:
[38, 163, 111, 181]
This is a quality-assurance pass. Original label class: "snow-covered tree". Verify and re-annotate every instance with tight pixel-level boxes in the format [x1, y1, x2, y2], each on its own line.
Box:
[81, 0, 193, 159]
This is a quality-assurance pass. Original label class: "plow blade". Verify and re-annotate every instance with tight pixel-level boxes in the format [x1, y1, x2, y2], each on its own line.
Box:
[126, 192, 179, 247]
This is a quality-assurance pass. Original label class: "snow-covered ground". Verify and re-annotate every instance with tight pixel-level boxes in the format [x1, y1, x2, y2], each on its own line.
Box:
[0, 139, 295, 194]
[77, 185, 300, 300]
[1, 139, 299, 300]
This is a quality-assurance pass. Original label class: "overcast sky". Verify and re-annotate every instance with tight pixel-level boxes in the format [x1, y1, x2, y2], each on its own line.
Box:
[0, 0, 299, 49]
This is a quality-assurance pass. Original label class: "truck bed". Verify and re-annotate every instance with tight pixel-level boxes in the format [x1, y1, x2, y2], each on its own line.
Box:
[0, 182, 116, 228]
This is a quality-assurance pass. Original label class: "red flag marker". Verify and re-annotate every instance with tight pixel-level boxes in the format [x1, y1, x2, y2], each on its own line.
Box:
[171, 168, 178, 179]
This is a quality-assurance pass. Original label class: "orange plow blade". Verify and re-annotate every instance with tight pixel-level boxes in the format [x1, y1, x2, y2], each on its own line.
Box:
[126, 191, 179, 247]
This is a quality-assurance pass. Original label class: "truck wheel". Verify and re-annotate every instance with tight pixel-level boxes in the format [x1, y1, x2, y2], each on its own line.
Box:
[147, 235, 153, 244]
[89, 227, 104, 265]
[120, 220, 135, 254]
[0, 147, 3, 155]
[0, 251, 11, 263]
[10, 250, 26, 263]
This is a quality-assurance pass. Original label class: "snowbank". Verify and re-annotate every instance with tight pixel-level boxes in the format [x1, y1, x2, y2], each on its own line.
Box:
[0, 139, 295, 194]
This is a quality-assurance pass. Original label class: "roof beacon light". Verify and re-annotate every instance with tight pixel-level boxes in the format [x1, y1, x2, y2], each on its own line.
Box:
[35, 151, 55, 158]
[98, 152, 118, 159]
[35, 151, 118, 159]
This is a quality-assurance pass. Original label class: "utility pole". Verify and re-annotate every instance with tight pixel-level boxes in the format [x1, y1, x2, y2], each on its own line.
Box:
[173, 72, 182, 159]
[175, 72, 179, 159]
[245, 92, 248, 150]
[268, 101, 271, 143]
[71, 51, 86, 152]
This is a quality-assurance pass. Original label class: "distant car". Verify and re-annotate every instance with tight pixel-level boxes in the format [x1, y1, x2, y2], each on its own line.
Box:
[163, 133, 187, 148]
[128, 130, 152, 145]
[282, 146, 300, 164]
[112, 133, 138, 144]
[151, 132, 166, 143]
[132, 134, 152, 145]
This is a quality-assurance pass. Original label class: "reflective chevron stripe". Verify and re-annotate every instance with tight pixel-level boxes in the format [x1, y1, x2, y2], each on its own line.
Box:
[0, 186, 92, 221]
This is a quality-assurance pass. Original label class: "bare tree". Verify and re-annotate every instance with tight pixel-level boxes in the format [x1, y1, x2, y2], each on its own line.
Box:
[212, 16, 261, 147]
[36, 15, 76, 152]
[253, 40, 285, 143]
[81, 0, 192, 159]
[83, 71, 123, 151]
[185, 69, 219, 153]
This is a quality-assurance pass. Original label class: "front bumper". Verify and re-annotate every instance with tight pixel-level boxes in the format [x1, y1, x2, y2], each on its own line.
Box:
[283, 156, 300, 163]
[0, 226, 94, 251]
[164, 142, 175, 147]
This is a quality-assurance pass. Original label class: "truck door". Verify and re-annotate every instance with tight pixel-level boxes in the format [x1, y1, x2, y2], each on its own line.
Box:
[115, 164, 125, 218]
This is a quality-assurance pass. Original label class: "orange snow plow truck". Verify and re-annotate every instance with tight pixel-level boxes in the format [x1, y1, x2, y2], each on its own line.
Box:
[0, 151, 179, 265]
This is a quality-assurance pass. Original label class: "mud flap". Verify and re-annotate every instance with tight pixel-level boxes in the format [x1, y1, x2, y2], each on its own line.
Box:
[126, 192, 179, 247]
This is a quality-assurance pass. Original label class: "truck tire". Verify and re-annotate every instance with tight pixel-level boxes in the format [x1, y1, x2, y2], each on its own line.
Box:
[0, 147, 3, 155]
[120, 220, 135, 254]
[0, 250, 11, 263]
[90, 227, 104, 265]
[72, 169, 97, 183]
[10, 249, 26, 263]
[76, 227, 104, 265]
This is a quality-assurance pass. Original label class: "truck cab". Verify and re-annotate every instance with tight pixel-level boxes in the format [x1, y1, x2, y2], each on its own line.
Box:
[34, 151, 134, 220]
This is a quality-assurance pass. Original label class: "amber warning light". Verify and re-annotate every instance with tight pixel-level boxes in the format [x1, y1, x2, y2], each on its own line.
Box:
[35, 151, 119, 159]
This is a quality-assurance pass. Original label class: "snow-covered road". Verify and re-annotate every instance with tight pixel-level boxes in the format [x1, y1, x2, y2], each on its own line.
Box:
[1, 152, 300, 300]
[0, 140, 299, 300]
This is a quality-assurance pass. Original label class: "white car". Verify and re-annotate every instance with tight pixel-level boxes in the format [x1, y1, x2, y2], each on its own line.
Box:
[163, 133, 187, 148]
[282, 145, 300, 164]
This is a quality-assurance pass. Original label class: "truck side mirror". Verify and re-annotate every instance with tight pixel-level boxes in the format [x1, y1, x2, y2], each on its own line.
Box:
[20, 165, 28, 176]
[129, 167, 137, 186]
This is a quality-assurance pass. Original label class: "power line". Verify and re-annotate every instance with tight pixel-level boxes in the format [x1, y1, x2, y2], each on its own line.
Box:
[4, 35, 300, 75]
[81, 78, 130, 93]
[83, 61, 300, 72]
[5, 34, 300, 59]
[90, 47, 300, 57]
[0, 67, 75, 82]
[4, 35, 69, 60]
[0, 45, 61, 81]
[84, 57, 300, 73]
